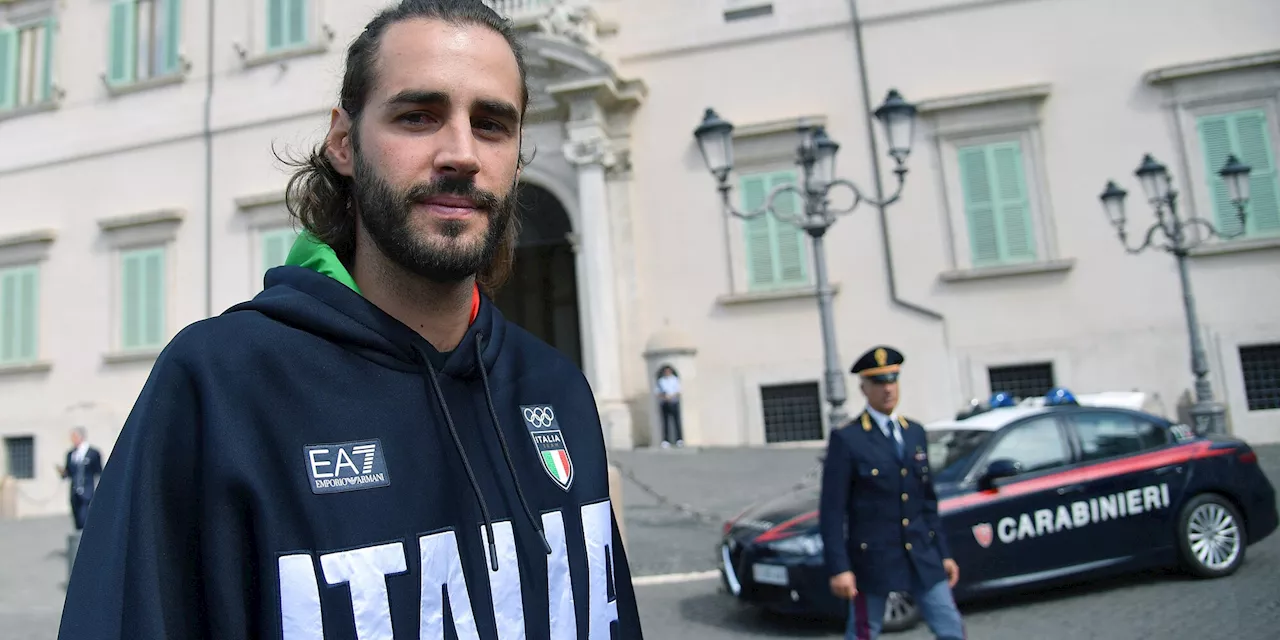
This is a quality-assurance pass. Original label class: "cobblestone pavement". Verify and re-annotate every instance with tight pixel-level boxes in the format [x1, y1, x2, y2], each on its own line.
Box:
[4, 443, 1278, 639]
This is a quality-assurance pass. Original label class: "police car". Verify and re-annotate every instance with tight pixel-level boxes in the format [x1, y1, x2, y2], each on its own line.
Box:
[717, 389, 1278, 632]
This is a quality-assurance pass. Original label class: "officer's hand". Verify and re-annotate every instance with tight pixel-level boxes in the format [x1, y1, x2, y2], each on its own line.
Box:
[943, 558, 960, 587]
[829, 571, 857, 600]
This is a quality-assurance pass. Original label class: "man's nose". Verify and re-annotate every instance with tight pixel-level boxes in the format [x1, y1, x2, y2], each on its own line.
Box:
[433, 118, 481, 178]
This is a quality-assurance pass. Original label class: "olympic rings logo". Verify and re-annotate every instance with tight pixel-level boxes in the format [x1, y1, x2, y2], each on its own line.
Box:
[523, 406, 556, 428]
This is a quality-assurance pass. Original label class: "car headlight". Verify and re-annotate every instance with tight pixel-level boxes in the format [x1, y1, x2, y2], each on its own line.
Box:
[768, 533, 823, 555]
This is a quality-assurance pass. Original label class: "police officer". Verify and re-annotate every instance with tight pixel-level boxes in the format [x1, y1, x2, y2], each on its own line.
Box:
[818, 346, 965, 639]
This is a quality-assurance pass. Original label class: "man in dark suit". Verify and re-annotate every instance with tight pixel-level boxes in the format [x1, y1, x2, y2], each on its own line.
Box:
[818, 346, 965, 639]
[56, 427, 102, 530]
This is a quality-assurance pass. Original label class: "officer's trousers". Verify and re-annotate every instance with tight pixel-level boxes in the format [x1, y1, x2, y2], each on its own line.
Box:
[845, 572, 965, 640]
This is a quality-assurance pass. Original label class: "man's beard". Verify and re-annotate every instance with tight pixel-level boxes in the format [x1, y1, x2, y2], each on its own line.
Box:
[353, 152, 516, 284]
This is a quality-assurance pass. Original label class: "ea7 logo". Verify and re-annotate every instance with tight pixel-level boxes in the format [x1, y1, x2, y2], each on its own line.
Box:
[971, 522, 993, 549]
[304, 439, 390, 495]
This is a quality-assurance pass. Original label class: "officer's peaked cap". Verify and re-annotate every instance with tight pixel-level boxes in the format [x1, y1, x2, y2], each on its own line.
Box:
[851, 345, 904, 383]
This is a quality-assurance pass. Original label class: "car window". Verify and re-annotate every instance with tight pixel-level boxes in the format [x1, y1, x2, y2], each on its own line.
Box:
[926, 429, 994, 482]
[983, 417, 1069, 474]
[1074, 412, 1169, 462]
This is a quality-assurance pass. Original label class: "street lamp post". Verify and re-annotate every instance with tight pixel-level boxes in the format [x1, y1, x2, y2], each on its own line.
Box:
[1099, 153, 1253, 435]
[694, 90, 918, 431]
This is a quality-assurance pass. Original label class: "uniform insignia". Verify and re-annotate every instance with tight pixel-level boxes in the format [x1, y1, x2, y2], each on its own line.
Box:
[972, 522, 993, 548]
[914, 451, 927, 462]
[861, 413, 872, 431]
[520, 404, 574, 491]
[899, 416, 909, 430]
[874, 348, 888, 366]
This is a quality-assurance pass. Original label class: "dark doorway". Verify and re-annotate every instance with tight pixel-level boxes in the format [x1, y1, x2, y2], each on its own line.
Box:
[492, 183, 583, 369]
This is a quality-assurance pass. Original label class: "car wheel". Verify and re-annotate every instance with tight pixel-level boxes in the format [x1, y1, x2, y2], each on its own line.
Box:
[1178, 493, 1247, 579]
[880, 591, 920, 633]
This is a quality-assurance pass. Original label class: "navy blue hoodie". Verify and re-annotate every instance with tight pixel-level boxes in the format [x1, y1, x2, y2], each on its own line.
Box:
[58, 236, 643, 639]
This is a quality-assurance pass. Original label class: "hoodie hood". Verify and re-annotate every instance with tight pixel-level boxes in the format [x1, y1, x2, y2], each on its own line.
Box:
[228, 231, 500, 379]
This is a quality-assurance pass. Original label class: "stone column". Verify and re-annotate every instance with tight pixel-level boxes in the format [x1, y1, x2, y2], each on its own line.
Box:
[564, 133, 633, 450]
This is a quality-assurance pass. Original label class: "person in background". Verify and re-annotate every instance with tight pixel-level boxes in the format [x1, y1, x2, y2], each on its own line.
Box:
[818, 345, 965, 640]
[654, 365, 684, 448]
[55, 426, 102, 531]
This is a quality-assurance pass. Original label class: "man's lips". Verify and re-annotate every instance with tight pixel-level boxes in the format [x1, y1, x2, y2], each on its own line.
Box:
[416, 196, 483, 219]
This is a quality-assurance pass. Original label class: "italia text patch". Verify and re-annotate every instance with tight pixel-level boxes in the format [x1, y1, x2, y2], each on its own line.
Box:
[304, 439, 390, 494]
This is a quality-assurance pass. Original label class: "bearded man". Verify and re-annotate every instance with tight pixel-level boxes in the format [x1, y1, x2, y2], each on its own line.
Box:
[58, 2, 643, 638]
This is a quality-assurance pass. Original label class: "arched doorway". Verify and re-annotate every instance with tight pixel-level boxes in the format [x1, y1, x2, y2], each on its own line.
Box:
[492, 182, 583, 369]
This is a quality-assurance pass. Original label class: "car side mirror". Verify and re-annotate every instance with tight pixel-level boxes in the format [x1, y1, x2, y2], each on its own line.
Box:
[978, 458, 1020, 491]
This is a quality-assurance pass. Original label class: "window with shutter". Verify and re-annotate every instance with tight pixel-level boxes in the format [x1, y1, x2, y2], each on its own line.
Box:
[0, 265, 39, 365]
[1197, 109, 1280, 238]
[958, 140, 1038, 266]
[0, 19, 55, 110]
[120, 247, 166, 350]
[108, 0, 182, 86]
[739, 170, 810, 291]
[267, 0, 310, 52]
[261, 226, 299, 284]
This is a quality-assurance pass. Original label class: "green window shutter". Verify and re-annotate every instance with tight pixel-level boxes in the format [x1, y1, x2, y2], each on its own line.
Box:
[121, 251, 142, 349]
[17, 267, 37, 361]
[959, 146, 1001, 265]
[41, 18, 55, 103]
[142, 249, 164, 346]
[740, 170, 809, 290]
[108, 0, 137, 86]
[741, 174, 775, 288]
[959, 142, 1037, 265]
[1200, 110, 1280, 237]
[0, 266, 38, 363]
[990, 142, 1036, 261]
[0, 269, 16, 362]
[267, 0, 286, 50]
[0, 27, 17, 110]
[1198, 114, 1241, 236]
[121, 248, 164, 349]
[287, 0, 309, 47]
[768, 172, 809, 286]
[160, 0, 182, 75]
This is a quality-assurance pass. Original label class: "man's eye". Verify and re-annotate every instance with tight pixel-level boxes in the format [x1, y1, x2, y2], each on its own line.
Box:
[475, 119, 508, 133]
[399, 112, 435, 125]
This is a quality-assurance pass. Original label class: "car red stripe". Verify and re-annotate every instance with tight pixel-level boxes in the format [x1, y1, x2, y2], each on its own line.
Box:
[754, 510, 818, 543]
[939, 441, 1233, 512]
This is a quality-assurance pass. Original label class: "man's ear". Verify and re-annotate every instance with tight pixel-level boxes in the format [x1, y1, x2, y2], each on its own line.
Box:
[326, 108, 356, 177]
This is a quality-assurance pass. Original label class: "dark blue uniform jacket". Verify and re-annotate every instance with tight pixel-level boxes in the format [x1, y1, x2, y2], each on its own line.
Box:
[818, 410, 952, 595]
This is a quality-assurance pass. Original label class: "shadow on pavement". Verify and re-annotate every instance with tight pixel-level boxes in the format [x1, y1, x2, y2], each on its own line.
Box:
[676, 587, 842, 637]
[956, 566, 1190, 616]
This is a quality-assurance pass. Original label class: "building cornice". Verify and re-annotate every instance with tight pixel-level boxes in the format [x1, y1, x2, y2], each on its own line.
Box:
[1143, 49, 1280, 85]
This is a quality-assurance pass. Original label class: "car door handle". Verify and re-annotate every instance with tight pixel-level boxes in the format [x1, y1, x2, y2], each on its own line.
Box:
[1056, 483, 1086, 495]
[1154, 465, 1183, 476]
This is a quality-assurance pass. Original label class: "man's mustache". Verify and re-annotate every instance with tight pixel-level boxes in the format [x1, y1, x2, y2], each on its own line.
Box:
[404, 177, 502, 212]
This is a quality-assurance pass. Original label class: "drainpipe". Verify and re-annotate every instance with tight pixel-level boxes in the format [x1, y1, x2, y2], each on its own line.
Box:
[847, 0, 961, 405]
[202, 0, 216, 317]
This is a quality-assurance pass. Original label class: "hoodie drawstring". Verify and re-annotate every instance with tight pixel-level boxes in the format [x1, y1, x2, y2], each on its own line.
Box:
[475, 334, 552, 556]
[416, 346, 501, 572]
[414, 335, 552, 574]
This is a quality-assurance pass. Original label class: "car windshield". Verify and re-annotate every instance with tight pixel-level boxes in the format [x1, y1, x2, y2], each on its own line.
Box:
[926, 428, 994, 482]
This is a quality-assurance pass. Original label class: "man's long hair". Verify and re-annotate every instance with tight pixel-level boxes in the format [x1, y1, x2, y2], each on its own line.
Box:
[278, 0, 530, 294]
